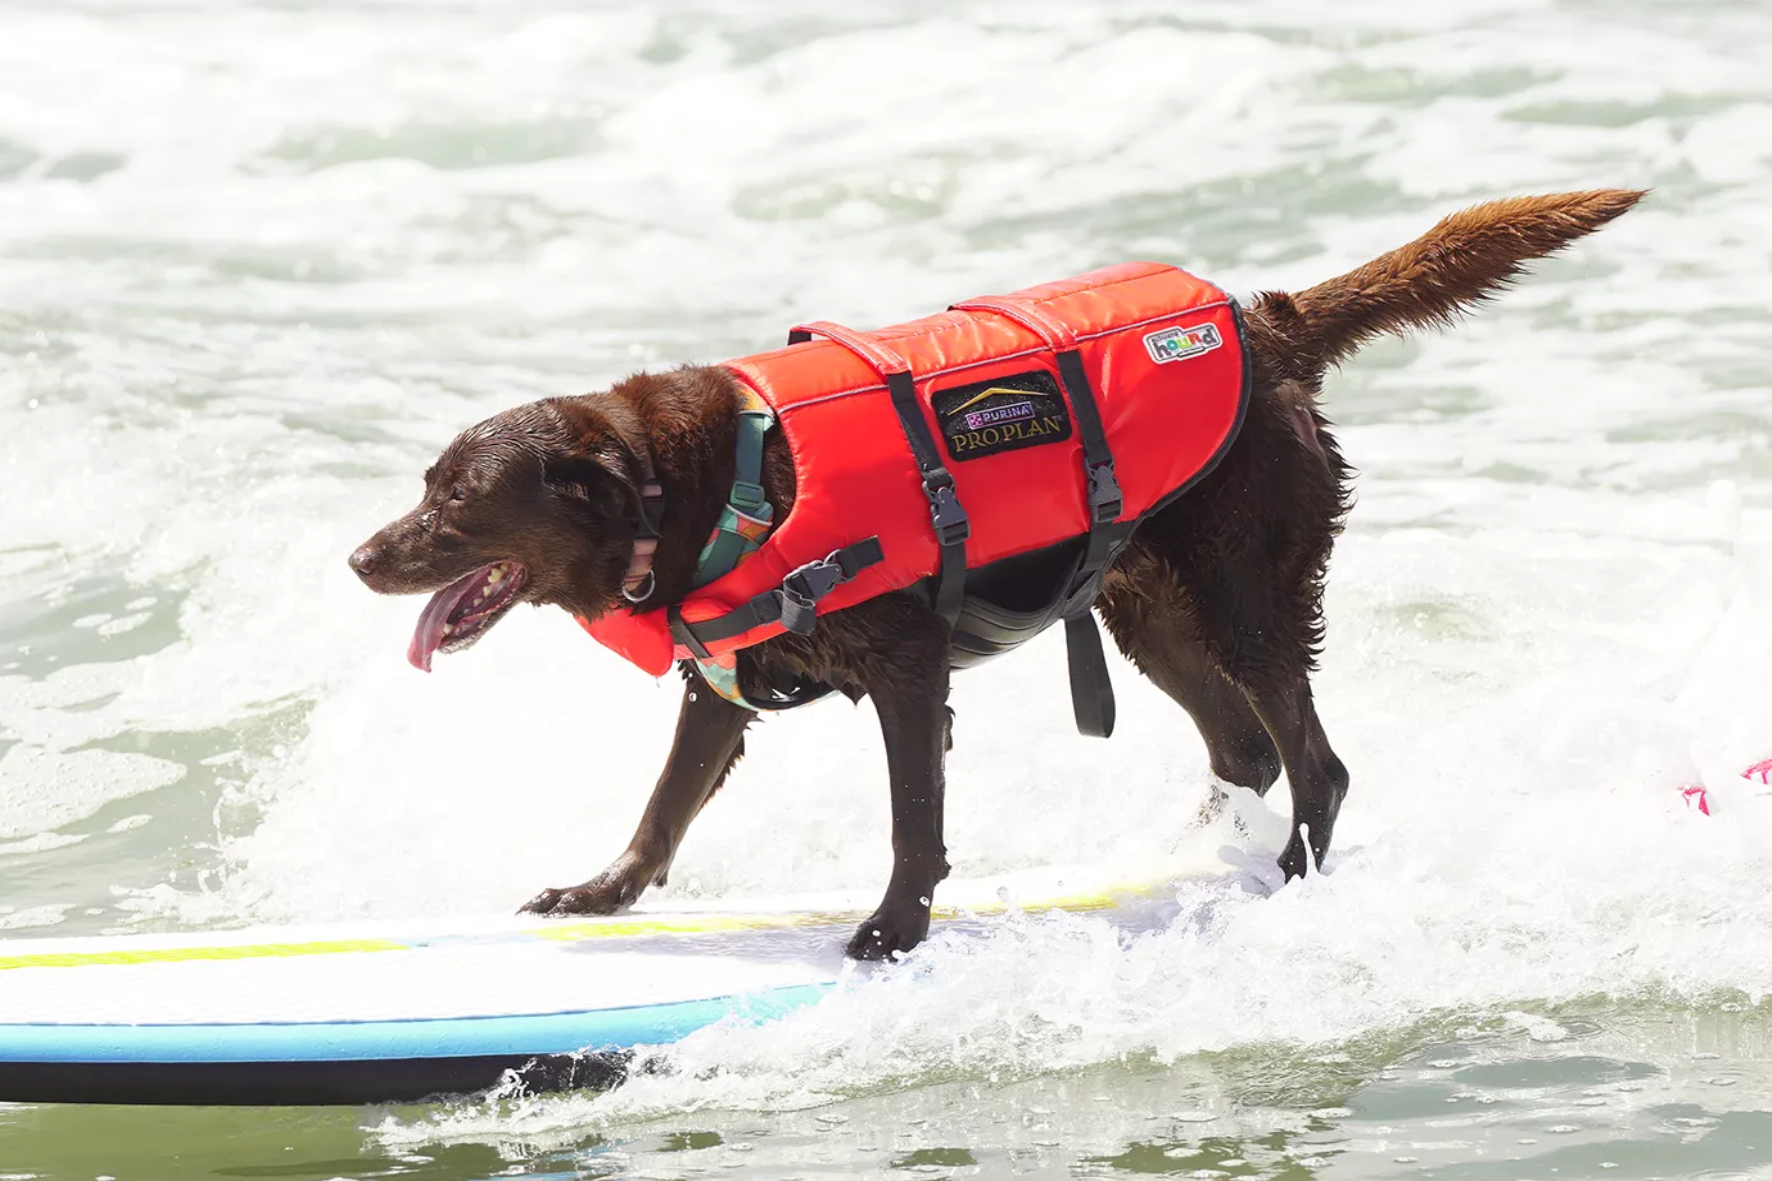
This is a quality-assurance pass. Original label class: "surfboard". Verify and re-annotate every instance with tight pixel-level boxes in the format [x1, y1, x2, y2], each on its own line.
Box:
[0, 867, 1187, 1106]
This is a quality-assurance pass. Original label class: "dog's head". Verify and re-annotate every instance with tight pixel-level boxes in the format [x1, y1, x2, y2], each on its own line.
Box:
[348, 398, 647, 670]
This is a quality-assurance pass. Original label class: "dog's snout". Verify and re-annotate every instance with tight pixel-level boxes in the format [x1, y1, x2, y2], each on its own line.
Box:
[348, 544, 379, 581]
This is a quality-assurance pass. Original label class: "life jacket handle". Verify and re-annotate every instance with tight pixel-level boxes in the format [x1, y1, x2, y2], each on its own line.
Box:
[787, 320, 911, 376]
[950, 297, 1078, 351]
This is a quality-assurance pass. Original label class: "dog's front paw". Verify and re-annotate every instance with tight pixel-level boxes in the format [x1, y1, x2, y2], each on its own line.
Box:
[519, 853, 659, 917]
[845, 897, 933, 961]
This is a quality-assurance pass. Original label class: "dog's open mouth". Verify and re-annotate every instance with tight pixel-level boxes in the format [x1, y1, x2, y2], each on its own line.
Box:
[408, 561, 528, 672]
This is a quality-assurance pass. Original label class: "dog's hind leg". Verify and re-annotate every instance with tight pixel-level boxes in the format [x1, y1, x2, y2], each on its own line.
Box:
[1228, 662, 1348, 881]
[1113, 368, 1354, 879]
[1139, 519, 1350, 882]
[520, 676, 752, 916]
[1096, 552, 1281, 794]
[1115, 536, 1349, 881]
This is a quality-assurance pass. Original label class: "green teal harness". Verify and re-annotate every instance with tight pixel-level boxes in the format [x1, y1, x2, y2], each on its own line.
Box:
[687, 389, 777, 708]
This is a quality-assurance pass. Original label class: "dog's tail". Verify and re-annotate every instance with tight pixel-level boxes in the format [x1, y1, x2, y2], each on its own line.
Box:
[1250, 189, 1644, 374]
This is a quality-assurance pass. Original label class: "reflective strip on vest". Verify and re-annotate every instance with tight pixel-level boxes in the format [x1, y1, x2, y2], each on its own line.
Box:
[583, 262, 1248, 677]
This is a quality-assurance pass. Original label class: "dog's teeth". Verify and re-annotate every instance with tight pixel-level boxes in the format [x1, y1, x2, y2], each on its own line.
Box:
[442, 623, 453, 635]
[488, 566, 504, 583]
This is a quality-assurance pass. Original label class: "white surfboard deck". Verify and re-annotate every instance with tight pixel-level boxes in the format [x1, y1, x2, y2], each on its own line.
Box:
[0, 863, 1203, 1106]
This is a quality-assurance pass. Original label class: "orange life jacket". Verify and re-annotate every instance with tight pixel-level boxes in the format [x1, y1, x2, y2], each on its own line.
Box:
[581, 261, 1248, 729]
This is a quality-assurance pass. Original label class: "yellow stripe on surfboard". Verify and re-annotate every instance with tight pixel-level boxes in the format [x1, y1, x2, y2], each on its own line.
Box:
[0, 884, 1144, 970]
[535, 888, 1127, 942]
[0, 938, 405, 972]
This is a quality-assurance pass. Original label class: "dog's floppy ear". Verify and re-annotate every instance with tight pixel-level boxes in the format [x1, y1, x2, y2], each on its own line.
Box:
[542, 446, 642, 525]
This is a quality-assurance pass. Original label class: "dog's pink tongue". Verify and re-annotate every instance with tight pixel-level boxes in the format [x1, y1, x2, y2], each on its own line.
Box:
[407, 568, 484, 672]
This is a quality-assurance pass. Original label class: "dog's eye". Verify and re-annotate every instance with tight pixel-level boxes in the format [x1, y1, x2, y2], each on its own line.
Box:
[450, 484, 467, 502]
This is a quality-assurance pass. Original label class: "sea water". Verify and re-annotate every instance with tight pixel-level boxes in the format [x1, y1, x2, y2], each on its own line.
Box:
[4, 2, 1772, 1178]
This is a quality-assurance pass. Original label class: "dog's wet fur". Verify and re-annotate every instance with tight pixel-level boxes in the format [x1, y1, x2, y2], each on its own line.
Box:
[351, 191, 1643, 959]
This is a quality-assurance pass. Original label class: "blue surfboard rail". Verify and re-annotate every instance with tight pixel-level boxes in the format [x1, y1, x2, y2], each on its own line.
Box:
[0, 983, 833, 1065]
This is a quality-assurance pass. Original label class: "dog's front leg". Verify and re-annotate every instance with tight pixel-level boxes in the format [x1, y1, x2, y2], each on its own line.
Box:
[521, 675, 752, 916]
[847, 618, 953, 961]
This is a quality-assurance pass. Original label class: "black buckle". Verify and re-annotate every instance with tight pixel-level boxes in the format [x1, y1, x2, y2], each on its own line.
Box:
[924, 476, 970, 546]
[1087, 462, 1123, 524]
[782, 554, 845, 606]
[775, 549, 854, 635]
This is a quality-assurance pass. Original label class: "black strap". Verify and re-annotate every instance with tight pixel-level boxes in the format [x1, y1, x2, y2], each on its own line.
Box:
[670, 537, 886, 653]
[1051, 349, 1121, 738]
[671, 609, 713, 660]
[627, 444, 667, 541]
[635, 486, 666, 540]
[1064, 611, 1116, 739]
[884, 370, 969, 626]
[1054, 348, 1122, 584]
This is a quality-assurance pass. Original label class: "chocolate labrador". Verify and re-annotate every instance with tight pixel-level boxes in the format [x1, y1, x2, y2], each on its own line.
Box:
[349, 190, 1641, 959]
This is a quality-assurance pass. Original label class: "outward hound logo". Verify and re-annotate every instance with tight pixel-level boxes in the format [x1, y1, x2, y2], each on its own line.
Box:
[1143, 322, 1223, 365]
[931, 370, 1073, 463]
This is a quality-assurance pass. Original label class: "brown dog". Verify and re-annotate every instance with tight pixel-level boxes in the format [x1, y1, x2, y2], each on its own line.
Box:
[350, 190, 1641, 959]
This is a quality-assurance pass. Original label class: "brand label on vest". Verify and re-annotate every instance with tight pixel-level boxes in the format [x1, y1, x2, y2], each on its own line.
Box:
[930, 370, 1073, 463]
[1144, 322, 1223, 364]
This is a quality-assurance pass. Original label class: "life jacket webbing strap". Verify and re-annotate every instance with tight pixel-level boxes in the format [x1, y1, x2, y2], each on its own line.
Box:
[952, 297, 1122, 739]
[887, 370, 968, 625]
[788, 321, 970, 627]
[1056, 344, 1121, 740]
[1055, 348, 1125, 561]
[669, 536, 887, 656]
[1064, 611, 1117, 739]
[693, 402, 776, 588]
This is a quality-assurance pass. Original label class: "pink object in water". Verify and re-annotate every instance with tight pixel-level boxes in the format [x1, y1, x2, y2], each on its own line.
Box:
[1678, 758, 1772, 815]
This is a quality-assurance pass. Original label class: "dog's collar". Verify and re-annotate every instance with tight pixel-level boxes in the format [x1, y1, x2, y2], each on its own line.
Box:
[619, 392, 777, 609]
[621, 450, 666, 604]
[621, 531, 659, 602]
